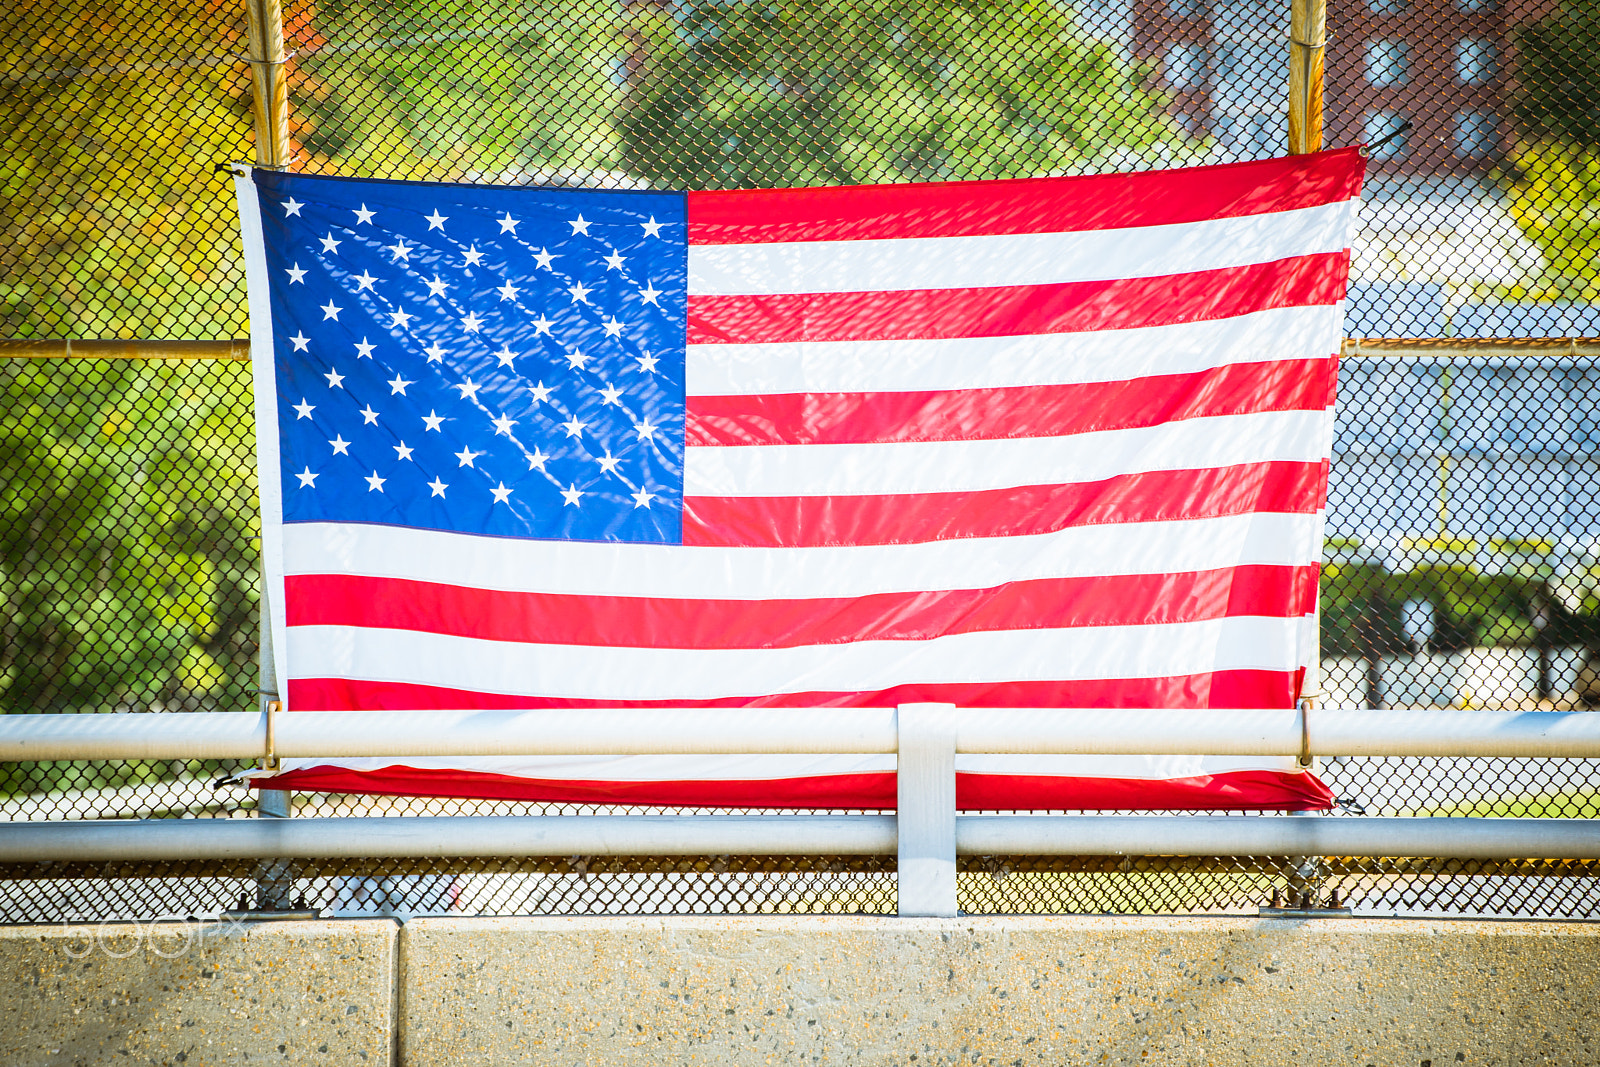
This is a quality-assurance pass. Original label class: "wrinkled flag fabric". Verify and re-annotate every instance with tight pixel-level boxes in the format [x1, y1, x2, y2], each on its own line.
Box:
[236, 148, 1363, 809]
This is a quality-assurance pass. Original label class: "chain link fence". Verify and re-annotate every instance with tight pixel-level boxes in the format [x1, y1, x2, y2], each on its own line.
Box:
[3, 0, 1600, 921]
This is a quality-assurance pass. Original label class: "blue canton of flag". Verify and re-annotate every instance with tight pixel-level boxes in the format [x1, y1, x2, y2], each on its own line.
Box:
[254, 171, 687, 543]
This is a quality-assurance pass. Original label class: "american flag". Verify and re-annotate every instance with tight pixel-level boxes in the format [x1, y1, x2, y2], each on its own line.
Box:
[236, 149, 1363, 809]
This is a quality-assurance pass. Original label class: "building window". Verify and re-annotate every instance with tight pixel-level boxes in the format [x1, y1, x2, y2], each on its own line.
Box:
[1164, 43, 1209, 90]
[1365, 110, 1409, 159]
[1454, 38, 1498, 85]
[1365, 38, 1411, 86]
[1455, 109, 1498, 158]
[1367, 0, 1410, 15]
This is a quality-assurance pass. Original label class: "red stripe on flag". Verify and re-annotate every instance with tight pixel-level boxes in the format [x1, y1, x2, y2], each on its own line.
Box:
[687, 147, 1365, 244]
[682, 460, 1328, 548]
[257, 765, 1333, 811]
[286, 671, 1303, 712]
[686, 254, 1349, 345]
[686, 358, 1336, 447]
[285, 565, 1318, 649]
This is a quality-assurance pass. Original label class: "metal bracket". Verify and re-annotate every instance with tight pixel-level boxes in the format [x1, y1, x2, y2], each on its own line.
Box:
[1296, 698, 1314, 768]
[263, 700, 281, 772]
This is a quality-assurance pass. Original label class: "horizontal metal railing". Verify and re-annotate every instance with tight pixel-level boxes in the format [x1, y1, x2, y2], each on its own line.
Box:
[5, 707, 1600, 761]
[3, 704, 1598, 916]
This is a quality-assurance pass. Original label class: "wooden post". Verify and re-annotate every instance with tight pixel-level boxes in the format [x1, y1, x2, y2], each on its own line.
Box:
[244, 0, 292, 169]
[1287, 0, 1326, 155]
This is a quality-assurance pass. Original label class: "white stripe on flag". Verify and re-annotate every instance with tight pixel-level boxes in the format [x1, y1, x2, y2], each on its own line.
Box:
[686, 304, 1345, 396]
[279, 752, 1301, 782]
[282, 511, 1323, 599]
[683, 410, 1329, 497]
[687, 202, 1354, 295]
[286, 615, 1316, 701]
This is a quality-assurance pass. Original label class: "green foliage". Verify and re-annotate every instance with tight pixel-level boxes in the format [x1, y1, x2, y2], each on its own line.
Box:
[299, 0, 626, 179]
[1505, 142, 1600, 298]
[1320, 562, 1546, 657]
[618, 0, 1192, 189]
[1514, 0, 1600, 150]
[0, 358, 259, 713]
[0, 0, 253, 338]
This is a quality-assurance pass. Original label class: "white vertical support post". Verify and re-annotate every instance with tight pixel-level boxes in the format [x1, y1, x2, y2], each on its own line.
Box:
[896, 702, 957, 917]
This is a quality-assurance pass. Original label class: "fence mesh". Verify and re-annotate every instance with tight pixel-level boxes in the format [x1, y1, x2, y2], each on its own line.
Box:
[4, 0, 1600, 922]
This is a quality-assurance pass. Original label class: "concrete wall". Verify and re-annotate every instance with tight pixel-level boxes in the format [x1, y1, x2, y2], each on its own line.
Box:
[0, 918, 397, 1067]
[4, 915, 1598, 1065]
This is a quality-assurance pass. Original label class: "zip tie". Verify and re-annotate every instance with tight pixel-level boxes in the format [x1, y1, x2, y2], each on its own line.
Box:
[238, 50, 299, 66]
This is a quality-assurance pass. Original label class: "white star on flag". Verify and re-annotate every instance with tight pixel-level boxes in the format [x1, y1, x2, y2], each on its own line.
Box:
[455, 446, 482, 467]
[320, 299, 342, 320]
[319, 233, 341, 254]
[641, 216, 663, 237]
[394, 442, 414, 460]
[428, 477, 448, 498]
[490, 482, 513, 504]
[561, 416, 586, 438]
[353, 270, 377, 292]
[455, 378, 482, 400]
[359, 405, 380, 425]
[388, 238, 412, 262]
[281, 197, 304, 216]
[492, 413, 517, 435]
[498, 214, 519, 234]
[352, 204, 375, 224]
[296, 467, 318, 487]
[425, 275, 449, 297]
[365, 471, 386, 492]
[463, 245, 485, 266]
[387, 374, 413, 395]
[422, 410, 445, 431]
[325, 369, 345, 388]
[569, 214, 591, 235]
[561, 484, 583, 506]
[289, 332, 310, 351]
[286, 263, 307, 284]
[329, 435, 351, 455]
[632, 487, 655, 508]
[424, 209, 448, 230]
[353, 338, 376, 358]
[293, 399, 315, 419]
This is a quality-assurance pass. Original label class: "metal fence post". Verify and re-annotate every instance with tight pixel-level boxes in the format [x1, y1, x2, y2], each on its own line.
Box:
[253, 577, 296, 909]
[1287, 0, 1326, 155]
[244, 0, 292, 170]
[896, 703, 957, 918]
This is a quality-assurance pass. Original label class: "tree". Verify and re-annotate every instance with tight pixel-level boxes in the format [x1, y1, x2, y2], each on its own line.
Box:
[292, 0, 625, 180]
[0, 0, 257, 339]
[617, 0, 1190, 189]
[1506, 0, 1600, 296]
